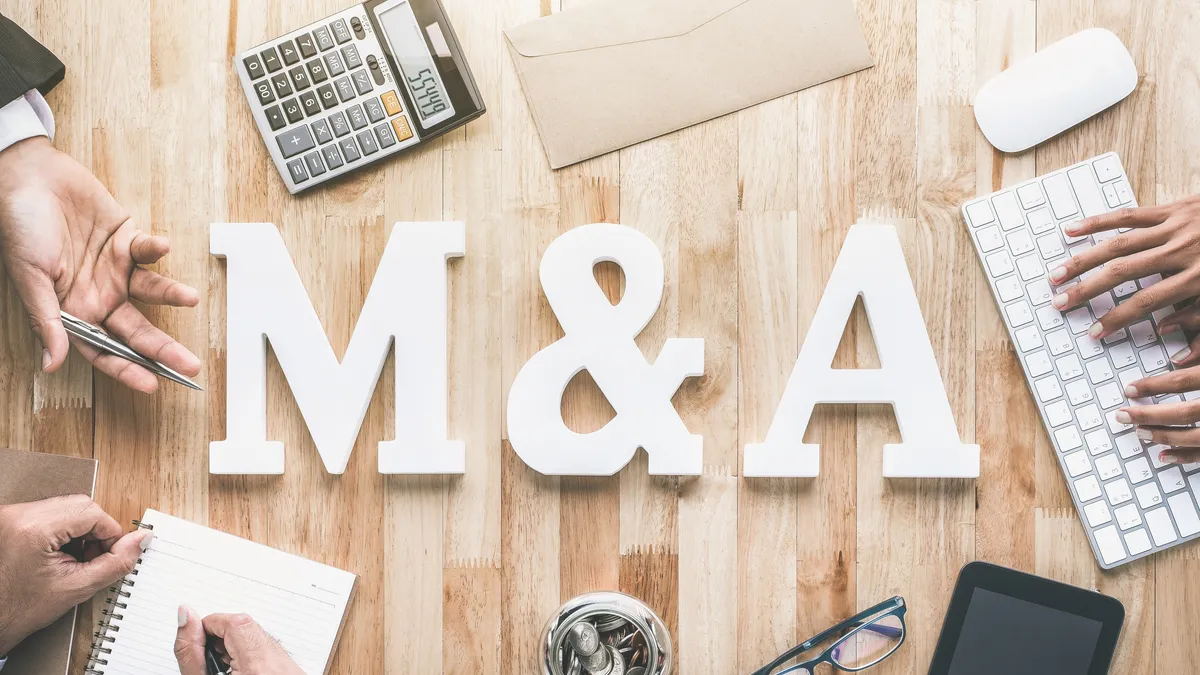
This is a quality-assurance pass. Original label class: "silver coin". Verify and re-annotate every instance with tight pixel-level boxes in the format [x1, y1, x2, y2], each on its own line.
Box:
[595, 615, 628, 633]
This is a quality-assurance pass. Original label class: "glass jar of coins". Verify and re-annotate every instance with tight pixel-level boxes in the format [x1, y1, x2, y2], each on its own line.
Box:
[541, 591, 673, 675]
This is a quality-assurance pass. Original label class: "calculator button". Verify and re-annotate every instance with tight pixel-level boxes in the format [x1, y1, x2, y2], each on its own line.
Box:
[253, 80, 275, 105]
[317, 83, 339, 110]
[352, 69, 373, 95]
[263, 105, 286, 131]
[329, 111, 350, 137]
[338, 137, 361, 162]
[325, 52, 345, 77]
[271, 72, 293, 98]
[345, 104, 368, 130]
[300, 91, 322, 118]
[260, 47, 282, 72]
[289, 65, 311, 91]
[281, 97, 304, 124]
[356, 129, 379, 155]
[243, 54, 266, 80]
[304, 151, 327, 177]
[285, 158, 309, 183]
[375, 122, 397, 149]
[278, 39, 300, 66]
[341, 44, 362, 69]
[311, 119, 333, 144]
[350, 16, 365, 39]
[391, 115, 414, 142]
[321, 144, 344, 170]
[363, 97, 385, 123]
[278, 123, 313, 155]
[296, 32, 317, 58]
[381, 90, 403, 116]
[331, 18, 352, 44]
[313, 26, 335, 51]
[335, 76, 356, 102]
[306, 59, 329, 84]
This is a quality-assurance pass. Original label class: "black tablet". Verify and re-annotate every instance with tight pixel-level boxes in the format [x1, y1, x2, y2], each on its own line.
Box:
[928, 562, 1125, 675]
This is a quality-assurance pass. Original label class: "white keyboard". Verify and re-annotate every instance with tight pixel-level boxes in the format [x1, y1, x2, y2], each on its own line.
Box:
[964, 153, 1200, 569]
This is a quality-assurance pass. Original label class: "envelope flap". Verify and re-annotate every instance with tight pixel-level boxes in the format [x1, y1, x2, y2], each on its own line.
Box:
[506, 0, 752, 57]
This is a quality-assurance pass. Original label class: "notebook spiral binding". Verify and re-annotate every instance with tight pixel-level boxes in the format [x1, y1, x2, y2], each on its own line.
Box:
[84, 520, 154, 675]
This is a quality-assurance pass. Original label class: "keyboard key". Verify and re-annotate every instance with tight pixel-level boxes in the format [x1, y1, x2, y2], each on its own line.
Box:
[996, 276, 1022, 302]
[253, 79, 275, 105]
[1076, 475, 1103, 501]
[306, 58, 329, 84]
[314, 25, 335, 51]
[1123, 528, 1151, 556]
[1035, 376, 1063, 402]
[965, 200, 995, 227]
[1056, 426, 1083, 451]
[1115, 503, 1141, 530]
[1113, 280, 1137, 297]
[260, 47, 282, 72]
[1145, 506, 1178, 545]
[321, 144, 344, 170]
[311, 118, 333, 144]
[1006, 301, 1034, 327]
[296, 32, 317, 58]
[1017, 183, 1046, 209]
[275, 126, 315, 158]
[1130, 320, 1156, 348]
[288, 65, 311, 91]
[375, 122, 397, 148]
[300, 90, 322, 117]
[1136, 481, 1163, 508]
[1075, 334, 1103, 359]
[1062, 221, 1087, 245]
[985, 251, 1014, 276]
[325, 51, 346, 77]
[1036, 306, 1064, 331]
[278, 39, 300, 66]
[1114, 433, 1141, 459]
[1163, 329, 1189, 362]
[346, 104, 368, 129]
[317, 83, 338, 110]
[1064, 450, 1091, 477]
[357, 129, 379, 155]
[335, 76, 356, 102]
[338, 137, 360, 162]
[1105, 329, 1129, 345]
[1024, 281, 1051, 308]
[1140, 344, 1169, 372]
[331, 18, 352, 44]
[1065, 307, 1094, 335]
[1139, 273, 1163, 289]
[1046, 400, 1072, 426]
[1103, 182, 1121, 208]
[1085, 429, 1111, 455]
[1159, 466, 1187, 494]
[1096, 382, 1124, 409]
[977, 225, 1003, 252]
[1170, 493, 1200, 537]
[1028, 207, 1055, 234]
[342, 44, 363, 69]
[1093, 155, 1122, 182]
[1077, 404, 1103, 431]
[1042, 329, 1070, 356]
[304, 151, 326, 177]
[1118, 367, 1143, 393]
[263, 104, 285, 131]
[1056, 354, 1084, 380]
[1007, 230, 1035, 256]
[1106, 410, 1132, 434]
[1105, 478, 1133, 505]
[1016, 255, 1044, 281]
[243, 54, 266, 80]
[1089, 292, 1115, 319]
[1114, 178, 1133, 204]
[329, 111, 350, 137]
[285, 157, 308, 183]
[352, 69, 374, 95]
[1086, 357, 1114, 384]
[1043, 173, 1079, 219]
[1068, 165, 1108, 218]
[364, 97, 386, 123]
[1067, 379, 1094, 406]
[1037, 233, 1065, 259]
[1094, 525, 1127, 565]
[380, 90, 404, 117]
[1027, 350, 1052, 376]
[1095, 453, 1122, 481]
[1084, 500, 1112, 527]
[1015, 325, 1043, 352]
[281, 97, 304, 123]
[1107, 341, 1136, 368]
[1126, 457, 1153, 484]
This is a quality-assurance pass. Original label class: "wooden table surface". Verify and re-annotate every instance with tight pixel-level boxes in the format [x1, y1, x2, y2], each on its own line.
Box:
[2, 0, 1198, 673]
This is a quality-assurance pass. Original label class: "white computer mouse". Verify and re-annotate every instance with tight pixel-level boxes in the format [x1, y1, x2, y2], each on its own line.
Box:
[974, 28, 1137, 153]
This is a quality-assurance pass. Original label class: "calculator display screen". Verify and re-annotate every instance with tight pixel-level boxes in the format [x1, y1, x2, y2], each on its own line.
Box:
[375, 0, 455, 126]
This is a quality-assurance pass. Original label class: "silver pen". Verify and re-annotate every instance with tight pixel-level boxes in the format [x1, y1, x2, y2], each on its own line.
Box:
[60, 311, 203, 391]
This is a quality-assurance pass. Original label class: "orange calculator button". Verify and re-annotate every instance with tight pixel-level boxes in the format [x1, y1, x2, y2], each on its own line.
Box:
[392, 115, 414, 142]
[381, 90, 403, 116]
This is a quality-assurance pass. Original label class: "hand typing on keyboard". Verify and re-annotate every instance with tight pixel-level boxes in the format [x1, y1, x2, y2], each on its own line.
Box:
[1048, 195, 1200, 462]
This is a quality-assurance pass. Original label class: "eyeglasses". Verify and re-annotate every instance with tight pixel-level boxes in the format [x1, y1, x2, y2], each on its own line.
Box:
[751, 596, 907, 675]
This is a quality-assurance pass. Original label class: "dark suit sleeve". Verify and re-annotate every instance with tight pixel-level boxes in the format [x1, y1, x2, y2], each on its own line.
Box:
[0, 13, 65, 106]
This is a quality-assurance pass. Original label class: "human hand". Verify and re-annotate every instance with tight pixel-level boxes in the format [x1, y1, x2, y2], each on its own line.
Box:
[0, 495, 151, 655]
[1048, 195, 1200, 342]
[0, 136, 200, 393]
[175, 609, 305, 675]
[1113, 349, 1200, 463]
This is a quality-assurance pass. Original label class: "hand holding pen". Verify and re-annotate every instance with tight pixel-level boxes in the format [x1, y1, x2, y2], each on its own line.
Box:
[175, 608, 304, 675]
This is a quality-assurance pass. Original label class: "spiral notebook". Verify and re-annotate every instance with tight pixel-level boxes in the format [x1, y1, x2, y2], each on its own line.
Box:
[88, 510, 357, 675]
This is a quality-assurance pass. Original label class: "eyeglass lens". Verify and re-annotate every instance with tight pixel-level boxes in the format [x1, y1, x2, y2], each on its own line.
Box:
[829, 614, 905, 669]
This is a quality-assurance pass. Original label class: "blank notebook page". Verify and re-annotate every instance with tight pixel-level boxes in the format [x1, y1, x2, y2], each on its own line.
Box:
[95, 509, 357, 675]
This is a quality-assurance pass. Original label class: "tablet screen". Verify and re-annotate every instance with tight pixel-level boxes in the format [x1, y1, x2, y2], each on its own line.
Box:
[946, 587, 1103, 675]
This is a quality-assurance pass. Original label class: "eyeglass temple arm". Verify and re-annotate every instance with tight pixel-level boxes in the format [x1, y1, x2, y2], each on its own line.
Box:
[750, 597, 904, 675]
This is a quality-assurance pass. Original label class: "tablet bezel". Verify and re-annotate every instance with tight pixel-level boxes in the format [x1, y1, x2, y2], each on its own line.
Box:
[927, 561, 1125, 675]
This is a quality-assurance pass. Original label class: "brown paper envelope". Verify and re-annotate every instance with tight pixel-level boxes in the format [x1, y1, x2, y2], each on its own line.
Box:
[504, 0, 874, 169]
[0, 448, 98, 675]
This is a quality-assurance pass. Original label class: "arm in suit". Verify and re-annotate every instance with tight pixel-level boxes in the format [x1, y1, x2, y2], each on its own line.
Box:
[0, 12, 64, 106]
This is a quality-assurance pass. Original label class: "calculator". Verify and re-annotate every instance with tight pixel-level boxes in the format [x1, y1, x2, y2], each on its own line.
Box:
[236, 0, 485, 193]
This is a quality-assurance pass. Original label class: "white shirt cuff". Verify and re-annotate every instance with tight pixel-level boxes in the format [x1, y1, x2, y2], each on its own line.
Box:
[0, 90, 55, 154]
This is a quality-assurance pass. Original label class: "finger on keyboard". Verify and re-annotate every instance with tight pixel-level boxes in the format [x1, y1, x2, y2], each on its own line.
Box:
[1096, 275, 1193, 338]
[1052, 229, 1161, 285]
[1119, 400, 1200, 426]
[1072, 203, 1173, 235]
[1137, 425, 1200, 449]
[1131, 368, 1200, 397]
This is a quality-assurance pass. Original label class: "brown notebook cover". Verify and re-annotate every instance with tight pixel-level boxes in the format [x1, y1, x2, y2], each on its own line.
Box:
[0, 448, 98, 675]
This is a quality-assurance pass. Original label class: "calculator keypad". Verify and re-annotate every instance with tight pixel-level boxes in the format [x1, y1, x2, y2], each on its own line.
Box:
[239, 6, 422, 192]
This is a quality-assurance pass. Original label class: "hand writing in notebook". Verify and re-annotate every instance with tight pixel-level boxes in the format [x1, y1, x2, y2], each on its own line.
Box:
[175, 608, 303, 674]
[0, 495, 152, 655]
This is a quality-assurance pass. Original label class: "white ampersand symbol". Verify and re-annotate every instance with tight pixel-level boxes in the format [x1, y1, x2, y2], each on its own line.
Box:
[506, 223, 705, 476]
